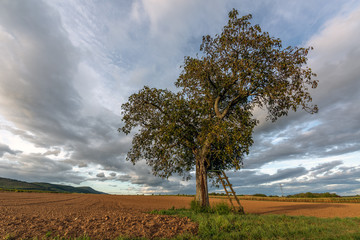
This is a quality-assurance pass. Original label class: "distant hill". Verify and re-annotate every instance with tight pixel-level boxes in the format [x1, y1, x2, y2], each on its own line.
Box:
[0, 177, 105, 194]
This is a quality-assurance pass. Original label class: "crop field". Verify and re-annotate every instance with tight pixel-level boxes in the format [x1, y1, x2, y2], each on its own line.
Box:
[1, 192, 360, 239]
[215, 195, 360, 204]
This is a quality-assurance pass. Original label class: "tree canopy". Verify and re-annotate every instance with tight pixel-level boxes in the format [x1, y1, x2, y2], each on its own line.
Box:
[120, 9, 318, 207]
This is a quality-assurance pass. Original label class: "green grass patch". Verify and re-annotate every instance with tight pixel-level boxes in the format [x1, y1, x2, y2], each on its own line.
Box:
[151, 201, 360, 240]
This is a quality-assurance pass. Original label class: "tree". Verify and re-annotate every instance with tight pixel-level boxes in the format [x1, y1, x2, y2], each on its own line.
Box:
[120, 9, 318, 209]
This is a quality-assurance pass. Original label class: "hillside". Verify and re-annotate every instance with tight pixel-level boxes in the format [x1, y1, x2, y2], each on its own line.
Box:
[0, 177, 105, 194]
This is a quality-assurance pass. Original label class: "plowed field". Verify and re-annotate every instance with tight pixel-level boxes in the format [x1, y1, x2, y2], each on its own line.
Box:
[1, 192, 360, 239]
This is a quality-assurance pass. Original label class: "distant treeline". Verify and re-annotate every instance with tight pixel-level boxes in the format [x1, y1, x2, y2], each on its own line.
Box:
[210, 192, 344, 198]
[0, 188, 59, 194]
[287, 192, 340, 198]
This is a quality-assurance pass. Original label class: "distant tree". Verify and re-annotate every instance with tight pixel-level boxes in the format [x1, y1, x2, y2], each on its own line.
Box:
[120, 9, 318, 209]
[253, 193, 267, 197]
[287, 192, 340, 198]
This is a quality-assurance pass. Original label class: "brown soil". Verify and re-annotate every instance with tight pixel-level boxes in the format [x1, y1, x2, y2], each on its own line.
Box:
[239, 199, 360, 218]
[1, 192, 360, 239]
[0, 192, 197, 239]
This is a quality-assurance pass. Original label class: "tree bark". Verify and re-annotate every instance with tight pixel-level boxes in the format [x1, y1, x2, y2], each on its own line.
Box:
[195, 137, 211, 207]
[195, 156, 209, 207]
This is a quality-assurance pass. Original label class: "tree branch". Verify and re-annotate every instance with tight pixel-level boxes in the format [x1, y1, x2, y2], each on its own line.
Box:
[214, 96, 222, 118]
[215, 93, 247, 120]
[144, 101, 166, 115]
[206, 74, 217, 91]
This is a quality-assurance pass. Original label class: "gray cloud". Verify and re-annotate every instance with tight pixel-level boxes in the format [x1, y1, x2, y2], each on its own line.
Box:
[208, 161, 360, 196]
[0, 153, 84, 184]
[225, 167, 307, 187]
[282, 166, 360, 196]
[310, 160, 343, 176]
[96, 172, 105, 178]
[244, 6, 360, 169]
[0, 1, 84, 147]
[0, 0, 359, 196]
[108, 160, 192, 194]
[43, 149, 61, 157]
[0, 143, 19, 157]
[0, 0, 132, 185]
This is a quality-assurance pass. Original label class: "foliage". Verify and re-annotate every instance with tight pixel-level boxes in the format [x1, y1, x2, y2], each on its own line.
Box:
[253, 193, 267, 197]
[188, 200, 232, 215]
[287, 192, 340, 198]
[212, 202, 233, 215]
[120, 9, 318, 206]
[120, 8, 318, 174]
[121, 87, 197, 179]
[190, 199, 208, 213]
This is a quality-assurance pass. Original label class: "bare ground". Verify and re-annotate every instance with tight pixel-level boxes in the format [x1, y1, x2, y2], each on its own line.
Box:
[1, 192, 360, 239]
[0, 193, 197, 239]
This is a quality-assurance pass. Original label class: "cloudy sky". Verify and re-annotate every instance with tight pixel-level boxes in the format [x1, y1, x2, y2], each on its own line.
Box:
[0, 0, 360, 196]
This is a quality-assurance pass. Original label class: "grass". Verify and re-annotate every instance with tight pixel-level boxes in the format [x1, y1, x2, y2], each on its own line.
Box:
[151, 201, 360, 240]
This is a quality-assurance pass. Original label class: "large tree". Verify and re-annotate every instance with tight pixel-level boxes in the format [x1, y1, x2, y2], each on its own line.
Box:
[120, 9, 318, 208]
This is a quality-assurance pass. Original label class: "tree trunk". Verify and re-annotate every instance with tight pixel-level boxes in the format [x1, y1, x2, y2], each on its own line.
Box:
[195, 157, 209, 207]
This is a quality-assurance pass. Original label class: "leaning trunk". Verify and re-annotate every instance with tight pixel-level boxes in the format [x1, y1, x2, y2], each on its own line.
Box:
[195, 155, 209, 207]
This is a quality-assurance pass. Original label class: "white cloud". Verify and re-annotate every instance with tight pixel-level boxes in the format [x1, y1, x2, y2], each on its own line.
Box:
[0, 0, 359, 195]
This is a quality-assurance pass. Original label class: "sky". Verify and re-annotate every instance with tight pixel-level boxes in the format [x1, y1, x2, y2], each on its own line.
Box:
[0, 0, 360, 196]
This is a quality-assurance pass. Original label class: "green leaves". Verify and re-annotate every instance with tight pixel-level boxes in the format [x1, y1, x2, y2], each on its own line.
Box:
[120, 87, 199, 178]
[177, 9, 318, 123]
[120, 8, 318, 181]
